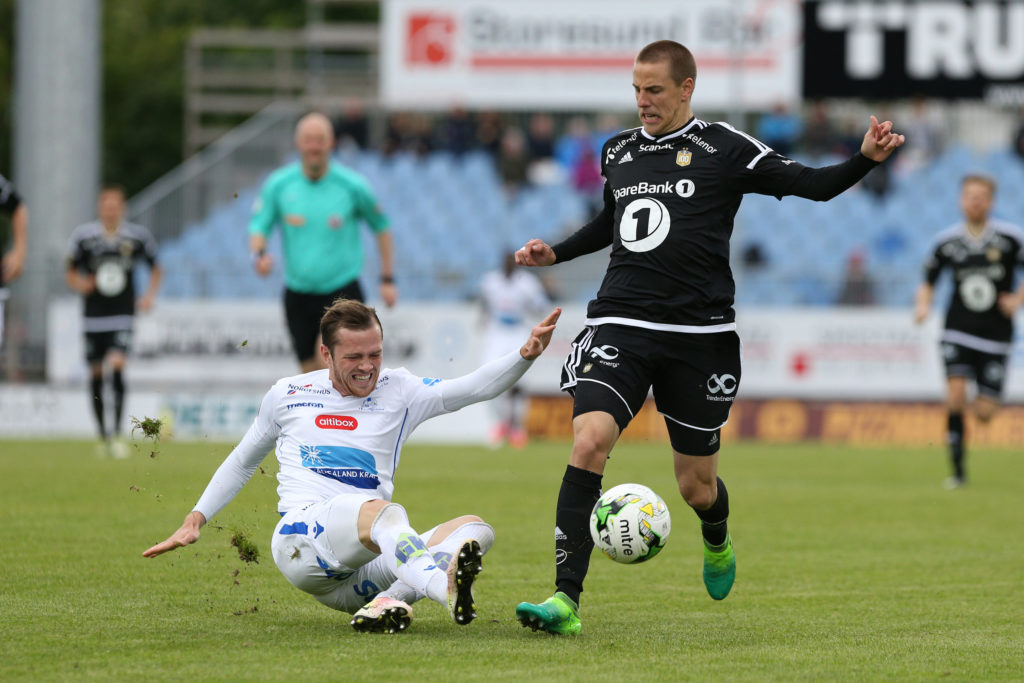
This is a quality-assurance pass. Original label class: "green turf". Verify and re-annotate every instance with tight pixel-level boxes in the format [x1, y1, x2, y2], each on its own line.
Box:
[1, 437, 1021, 681]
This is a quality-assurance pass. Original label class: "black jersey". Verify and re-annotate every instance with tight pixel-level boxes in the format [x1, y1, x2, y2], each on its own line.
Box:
[552, 117, 877, 331]
[924, 220, 1024, 351]
[0, 173, 23, 290]
[0, 173, 20, 215]
[67, 220, 158, 331]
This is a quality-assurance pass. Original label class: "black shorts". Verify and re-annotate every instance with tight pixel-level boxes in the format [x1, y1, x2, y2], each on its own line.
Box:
[561, 324, 741, 455]
[284, 281, 364, 362]
[85, 329, 132, 363]
[941, 341, 1008, 399]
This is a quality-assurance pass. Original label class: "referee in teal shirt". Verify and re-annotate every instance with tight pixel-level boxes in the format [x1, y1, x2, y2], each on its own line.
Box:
[249, 112, 397, 372]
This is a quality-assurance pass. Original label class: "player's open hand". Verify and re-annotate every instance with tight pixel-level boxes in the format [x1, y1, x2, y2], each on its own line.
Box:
[1, 250, 25, 283]
[254, 253, 274, 277]
[520, 307, 561, 360]
[142, 511, 205, 558]
[861, 115, 905, 162]
[998, 291, 1023, 318]
[515, 239, 556, 267]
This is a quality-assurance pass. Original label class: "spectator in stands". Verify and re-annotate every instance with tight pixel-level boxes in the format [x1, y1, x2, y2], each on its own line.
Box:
[571, 145, 604, 215]
[740, 242, 768, 271]
[898, 96, 945, 173]
[66, 184, 162, 458]
[757, 103, 803, 157]
[475, 111, 504, 157]
[525, 113, 562, 185]
[0, 172, 27, 355]
[249, 112, 396, 373]
[497, 126, 530, 199]
[526, 113, 556, 162]
[436, 106, 477, 156]
[836, 249, 876, 305]
[800, 100, 841, 159]
[332, 99, 369, 151]
[1011, 105, 1024, 161]
[554, 116, 594, 175]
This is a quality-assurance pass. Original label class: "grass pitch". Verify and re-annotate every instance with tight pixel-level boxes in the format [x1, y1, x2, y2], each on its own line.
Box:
[1, 437, 1021, 681]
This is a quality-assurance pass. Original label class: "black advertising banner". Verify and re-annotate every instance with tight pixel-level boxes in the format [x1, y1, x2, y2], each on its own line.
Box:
[803, 1, 1024, 103]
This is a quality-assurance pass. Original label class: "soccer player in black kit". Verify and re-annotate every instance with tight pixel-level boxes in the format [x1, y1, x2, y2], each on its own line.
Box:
[914, 175, 1024, 489]
[66, 185, 163, 457]
[513, 40, 905, 634]
[1, 172, 28, 352]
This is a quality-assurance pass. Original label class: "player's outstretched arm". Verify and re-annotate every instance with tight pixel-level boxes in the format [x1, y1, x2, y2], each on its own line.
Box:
[438, 308, 561, 412]
[913, 283, 933, 324]
[520, 307, 561, 360]
[143, 510, 206, 558]
[860, 115, 905, 162]
[515, 239, 556, 267]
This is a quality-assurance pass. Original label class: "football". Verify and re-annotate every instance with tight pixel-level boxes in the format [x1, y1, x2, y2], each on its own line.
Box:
[589, 483, 671, 564]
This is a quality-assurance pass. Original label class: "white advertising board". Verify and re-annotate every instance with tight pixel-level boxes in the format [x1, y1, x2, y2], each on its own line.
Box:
[381, 0, 801, 110]
[44, 298, 1024, 404]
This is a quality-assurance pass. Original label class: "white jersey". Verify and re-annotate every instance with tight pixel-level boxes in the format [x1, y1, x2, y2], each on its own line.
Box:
[480, 270, 550, 362]
[193, 349, 532, 521]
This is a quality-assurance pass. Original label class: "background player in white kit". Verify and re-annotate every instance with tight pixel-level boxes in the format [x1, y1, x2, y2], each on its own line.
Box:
[479, 251, 552, 447]
[144, 298, 561, 633]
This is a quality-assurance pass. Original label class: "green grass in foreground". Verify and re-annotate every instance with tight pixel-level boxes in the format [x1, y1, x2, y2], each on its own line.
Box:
[1, 438, 1022, 681]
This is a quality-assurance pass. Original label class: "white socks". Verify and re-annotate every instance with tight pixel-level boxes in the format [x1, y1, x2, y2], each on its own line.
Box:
[369, 503, 448, 604]
[380, 520, 495, 605]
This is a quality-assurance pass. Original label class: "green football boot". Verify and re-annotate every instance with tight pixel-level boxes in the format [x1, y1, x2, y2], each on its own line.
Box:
[515, 592, 581, 635]
[703, 534, 736, 600]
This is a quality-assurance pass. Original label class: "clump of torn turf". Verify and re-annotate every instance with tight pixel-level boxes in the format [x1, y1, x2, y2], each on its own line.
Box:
[231, 530, 260, 563]
[129, 415, 164, 458]
[130, 415, 163, 440]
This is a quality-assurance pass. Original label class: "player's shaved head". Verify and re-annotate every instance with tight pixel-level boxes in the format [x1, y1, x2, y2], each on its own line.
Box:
[635, 40, 696, 86]
[295, 112, 335, 179]
[295, 112, 334, 143]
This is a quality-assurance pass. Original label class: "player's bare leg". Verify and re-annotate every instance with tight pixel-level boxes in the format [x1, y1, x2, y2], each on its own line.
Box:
[676, 450, 735, 600]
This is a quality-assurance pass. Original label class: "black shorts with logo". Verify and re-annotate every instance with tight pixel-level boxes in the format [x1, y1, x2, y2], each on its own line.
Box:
[284, 280, 364, 363]
[85, 329, 133, 363]
[560, 324, 741, 455]
[941, 341, 1008, 399]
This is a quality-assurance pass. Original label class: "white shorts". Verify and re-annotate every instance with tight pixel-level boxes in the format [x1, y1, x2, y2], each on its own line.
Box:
[270, 493, 441, 614]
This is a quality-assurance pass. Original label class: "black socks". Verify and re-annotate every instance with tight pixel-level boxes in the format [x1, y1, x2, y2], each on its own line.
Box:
[90, 375, 106, 439]
[111, 370, 125, 436]
[554, 465, 603, 606]
[948, 412, 965, 480]
[694, 477, 730, 547]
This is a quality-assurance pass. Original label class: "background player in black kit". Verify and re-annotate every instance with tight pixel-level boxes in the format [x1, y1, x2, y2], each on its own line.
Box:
[66, 185, 163, 457]
[0, 172, 28, 354]
[914, 175, 1024, 489]
[513, 40, 905, 635]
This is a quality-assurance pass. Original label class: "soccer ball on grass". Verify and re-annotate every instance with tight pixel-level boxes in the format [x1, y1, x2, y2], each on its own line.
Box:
[589, 483, 671, 564]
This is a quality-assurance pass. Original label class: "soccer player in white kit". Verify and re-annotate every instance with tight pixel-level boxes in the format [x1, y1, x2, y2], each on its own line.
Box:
[479, 252, 552, 447]
[144, 298, 561, 633]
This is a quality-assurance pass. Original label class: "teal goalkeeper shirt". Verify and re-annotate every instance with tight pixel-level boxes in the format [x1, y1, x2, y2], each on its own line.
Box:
[248, 161, 390, 294]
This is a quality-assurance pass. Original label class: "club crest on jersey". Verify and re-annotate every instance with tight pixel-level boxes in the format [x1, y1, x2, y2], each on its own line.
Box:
[987, 248, 1001, 262]
[676, 149, 692, 167]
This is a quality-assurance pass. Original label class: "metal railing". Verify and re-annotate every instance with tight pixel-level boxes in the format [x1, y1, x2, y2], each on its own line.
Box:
[128, 102, 300, 242]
